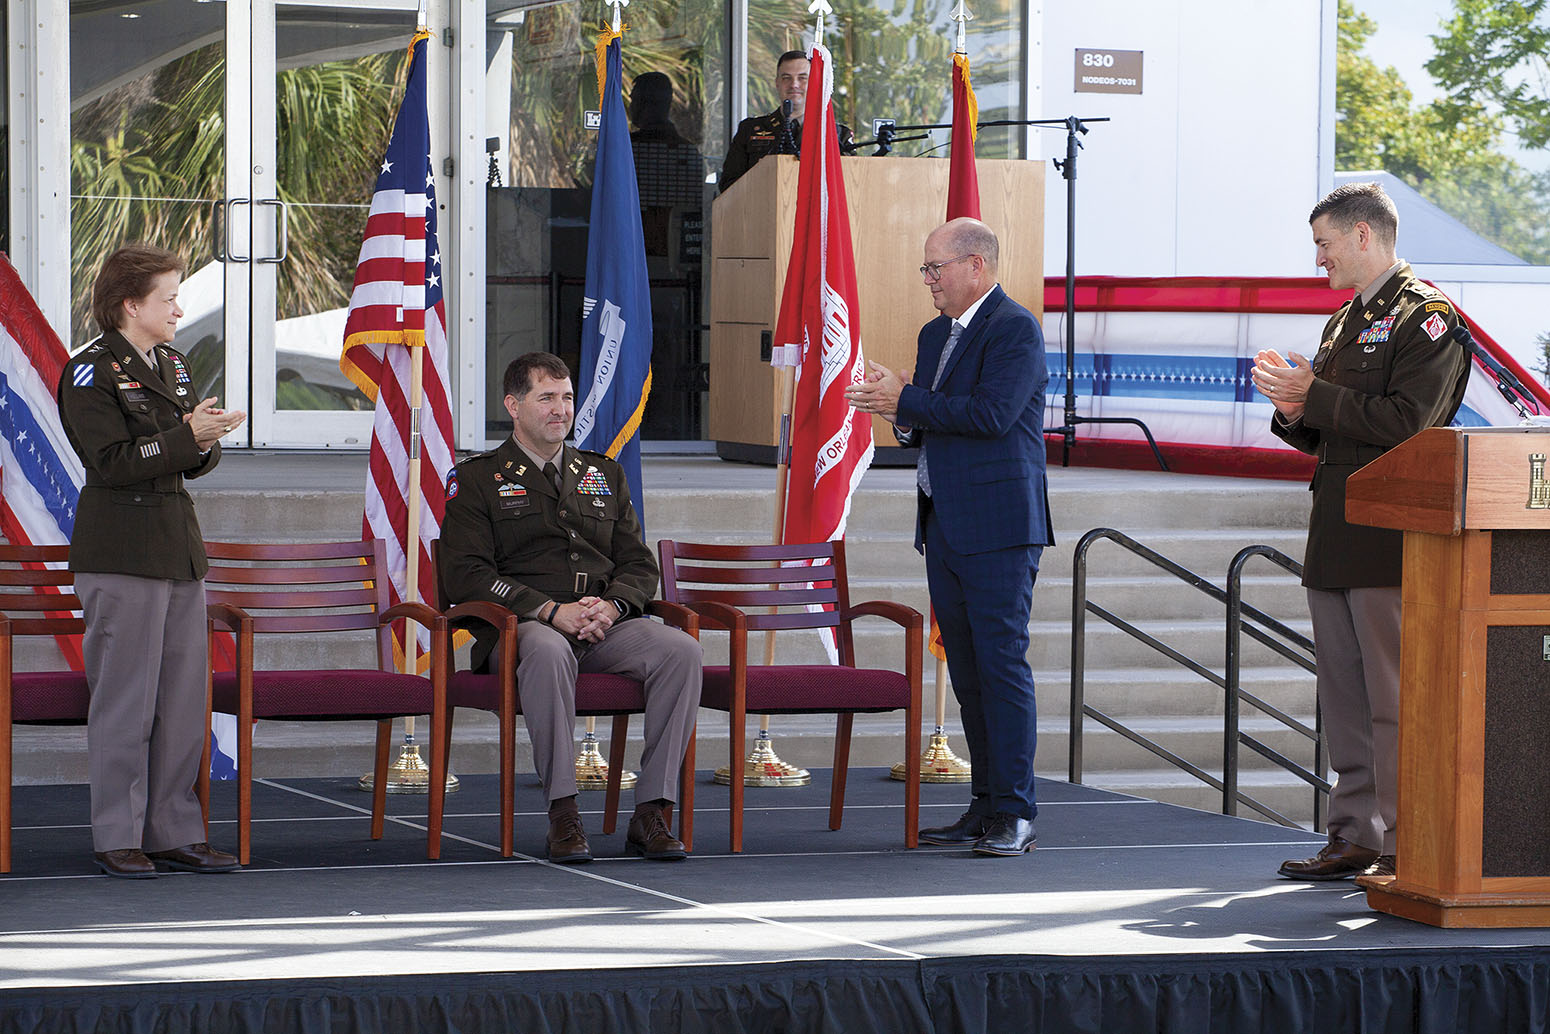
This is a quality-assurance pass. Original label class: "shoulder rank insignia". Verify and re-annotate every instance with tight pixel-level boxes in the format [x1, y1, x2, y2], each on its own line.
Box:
[578, 467, 612, 495]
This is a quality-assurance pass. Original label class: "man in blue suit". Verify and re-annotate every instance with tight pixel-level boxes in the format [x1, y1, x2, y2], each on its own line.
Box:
[846, 217, 1053, 856]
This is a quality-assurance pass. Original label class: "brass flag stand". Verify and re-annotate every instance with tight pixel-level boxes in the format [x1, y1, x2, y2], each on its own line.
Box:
[576, 718, 638, 790]
[892, 652, 970, 782]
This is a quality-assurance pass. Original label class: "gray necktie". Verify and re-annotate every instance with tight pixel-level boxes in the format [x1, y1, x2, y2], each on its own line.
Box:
[917, 320, 964, 498]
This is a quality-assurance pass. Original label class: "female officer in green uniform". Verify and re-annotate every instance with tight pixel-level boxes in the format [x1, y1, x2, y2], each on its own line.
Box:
[57, 244, 245, 878]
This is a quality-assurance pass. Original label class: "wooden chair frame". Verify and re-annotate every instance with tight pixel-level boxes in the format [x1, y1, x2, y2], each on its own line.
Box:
[202, 539, 447, 865]
[0, 544, 93, 873]
[658, 539, 922, 852]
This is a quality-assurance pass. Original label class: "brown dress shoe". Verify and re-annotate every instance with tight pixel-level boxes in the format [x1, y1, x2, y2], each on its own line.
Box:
[1363, 854, 1396, 878]
[547, 800, 592, 864]
[147, 843, 241, 873]
[1277, 836, 1379, 881]
[626, 805, 687, 861]
[94, 848, 158, 879]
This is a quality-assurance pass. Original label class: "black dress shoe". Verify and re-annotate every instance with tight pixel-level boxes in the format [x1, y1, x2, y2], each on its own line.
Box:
[920, 811, 994, 846]
[973, 813, 1037, 856]
[1277, 836, 1378, 881]
[147, 843, 240, 873]
[94, 848, 158, 879]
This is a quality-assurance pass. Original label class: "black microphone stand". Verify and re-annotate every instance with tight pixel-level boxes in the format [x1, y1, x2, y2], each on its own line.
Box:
[878, 114, 1168, 470]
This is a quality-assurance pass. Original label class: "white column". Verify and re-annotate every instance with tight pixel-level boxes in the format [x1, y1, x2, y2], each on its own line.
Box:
[450, 0, 487, 450]
[8, 0, 72, 342]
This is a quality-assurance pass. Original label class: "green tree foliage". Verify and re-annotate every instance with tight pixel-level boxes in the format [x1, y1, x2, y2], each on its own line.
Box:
[71, 44, 403, 343]
[1429, 0, 1550, 148]
[1338, 0, 1550, 263]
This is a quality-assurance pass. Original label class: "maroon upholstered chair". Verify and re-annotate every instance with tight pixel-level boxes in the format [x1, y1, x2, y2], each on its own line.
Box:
[202, 539, 447, 865]
[657, 539, 922, 853]
[0, 544, 94, 873]
[429, 541, 697, 857]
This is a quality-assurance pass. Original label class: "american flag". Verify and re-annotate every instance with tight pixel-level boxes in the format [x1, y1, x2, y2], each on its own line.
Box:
[338, 30, 456, 670]
[0, 252, 86, 672]
[772, 42, 875, 661]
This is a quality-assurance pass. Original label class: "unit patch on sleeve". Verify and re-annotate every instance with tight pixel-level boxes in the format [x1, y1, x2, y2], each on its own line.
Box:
[71, 364, 94, 388]
[1421, 312, 1448, 341]
[445, 469, 459, 500]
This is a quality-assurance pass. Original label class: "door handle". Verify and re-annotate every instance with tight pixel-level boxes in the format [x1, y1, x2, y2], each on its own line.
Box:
[226, 198, 251, 262]
[211, 200, 227, 262]
[257, 198, 288, 264]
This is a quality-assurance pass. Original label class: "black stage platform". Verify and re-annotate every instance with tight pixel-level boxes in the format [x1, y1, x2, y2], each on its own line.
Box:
[2, 772, 1547, 1033]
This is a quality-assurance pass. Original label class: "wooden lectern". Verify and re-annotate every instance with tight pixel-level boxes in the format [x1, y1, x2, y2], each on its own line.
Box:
[708, 155, 1044, 457]
[1347, 425, 1550, 927]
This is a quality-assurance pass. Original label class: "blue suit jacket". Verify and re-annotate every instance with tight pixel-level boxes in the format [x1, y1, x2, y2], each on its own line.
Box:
[895, 285, 1054, 556]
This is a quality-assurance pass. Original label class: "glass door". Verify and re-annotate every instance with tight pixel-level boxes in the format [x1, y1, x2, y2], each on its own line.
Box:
[69, 1, 231, 398]
[240, 0, 424, 447]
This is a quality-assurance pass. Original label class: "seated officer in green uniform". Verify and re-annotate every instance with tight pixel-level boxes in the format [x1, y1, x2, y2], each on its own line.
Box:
[719, 49, 855, 192]
[439, 352, 702, 864]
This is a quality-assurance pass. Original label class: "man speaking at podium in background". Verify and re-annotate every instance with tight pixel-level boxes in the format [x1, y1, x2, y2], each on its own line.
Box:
[719, 50, 854, 192]
[1252, 182, 1469, 882]
[846, 218, 1053, 857]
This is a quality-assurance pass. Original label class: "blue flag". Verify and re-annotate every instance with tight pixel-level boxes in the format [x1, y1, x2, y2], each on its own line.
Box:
[574, 33, 653, 518]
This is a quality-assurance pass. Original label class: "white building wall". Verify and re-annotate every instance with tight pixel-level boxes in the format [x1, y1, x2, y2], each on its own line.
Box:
[1039, 0, 1328, 279]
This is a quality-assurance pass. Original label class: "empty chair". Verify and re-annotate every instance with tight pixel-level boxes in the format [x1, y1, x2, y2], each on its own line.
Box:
[657, 539, 922, 852]
[202, 539, 447, 865]
[0, 544, 92, 873]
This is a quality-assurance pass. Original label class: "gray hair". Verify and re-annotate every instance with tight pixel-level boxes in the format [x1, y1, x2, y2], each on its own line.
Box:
[939, 217, 999, 274]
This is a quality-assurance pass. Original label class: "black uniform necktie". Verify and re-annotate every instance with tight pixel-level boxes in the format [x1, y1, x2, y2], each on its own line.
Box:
[544, 462, 562, 495]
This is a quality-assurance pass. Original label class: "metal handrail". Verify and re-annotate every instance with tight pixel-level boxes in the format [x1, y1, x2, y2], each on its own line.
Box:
[1069, 528, 1326, 830]
[1225, 544, 1327, 829]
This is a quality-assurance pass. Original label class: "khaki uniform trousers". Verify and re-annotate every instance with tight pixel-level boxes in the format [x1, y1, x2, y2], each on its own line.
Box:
[78, 572, 208, 853]
[1306, 585, 1402, 855]
[514, 617, 701, 805]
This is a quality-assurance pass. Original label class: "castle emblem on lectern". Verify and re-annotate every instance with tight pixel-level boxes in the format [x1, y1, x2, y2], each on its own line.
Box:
[1529, 453, 1550, 509]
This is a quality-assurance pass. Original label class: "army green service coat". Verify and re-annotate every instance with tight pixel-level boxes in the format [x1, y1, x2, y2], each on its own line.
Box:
[439, 439, 659, 672]
[1271, 263, 1470, 590]
[56, 330, 219, 580]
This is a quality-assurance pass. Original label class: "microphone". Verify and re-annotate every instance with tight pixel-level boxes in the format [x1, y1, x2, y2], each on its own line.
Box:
[1453, 322, 1538, 419]
[778, 99, 796, 155]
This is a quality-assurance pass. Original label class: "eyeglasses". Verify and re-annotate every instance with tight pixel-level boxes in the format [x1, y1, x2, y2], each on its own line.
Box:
[919, 254, 974, 282]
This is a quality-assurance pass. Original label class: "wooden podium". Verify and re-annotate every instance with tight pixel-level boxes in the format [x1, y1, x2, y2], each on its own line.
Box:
[1347, 425, 1550, 927]
[708, 155, 1044, 455]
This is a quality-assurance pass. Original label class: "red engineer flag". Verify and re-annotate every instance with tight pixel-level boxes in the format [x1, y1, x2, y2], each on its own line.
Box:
[338, 30, 456, 671]
[772, 41, 874, 658]
[946, 51, 980, 221]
